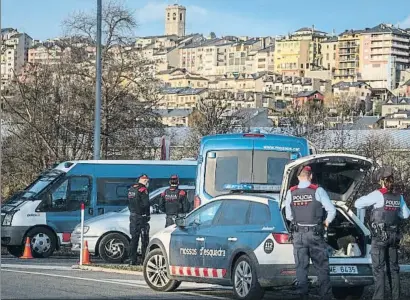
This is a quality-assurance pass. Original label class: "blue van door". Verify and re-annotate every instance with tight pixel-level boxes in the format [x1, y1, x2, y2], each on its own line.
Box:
[36, 175, 94, 243]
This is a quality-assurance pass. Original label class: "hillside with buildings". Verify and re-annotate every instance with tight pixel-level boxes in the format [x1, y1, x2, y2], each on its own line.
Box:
[2, 3, 410, 129]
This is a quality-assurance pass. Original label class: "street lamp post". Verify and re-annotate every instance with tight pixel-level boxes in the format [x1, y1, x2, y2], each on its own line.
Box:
[93, 0, 102, 160]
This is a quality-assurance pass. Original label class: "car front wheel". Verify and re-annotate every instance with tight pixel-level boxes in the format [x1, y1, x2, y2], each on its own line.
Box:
[232, 255, 265, 300]
[143, 248, 181, 292]
[98, 233, 129, 263]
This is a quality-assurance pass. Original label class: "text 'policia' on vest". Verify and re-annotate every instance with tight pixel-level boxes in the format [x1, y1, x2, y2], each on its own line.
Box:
[290, 184, 324, 226]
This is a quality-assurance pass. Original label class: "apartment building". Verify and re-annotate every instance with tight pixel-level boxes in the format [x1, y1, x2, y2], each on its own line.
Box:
[274, 39, 310, 76]
[381, 97, 410, 116]
[245, 45, 275, 73]
[28, 39, 70, 64]
[360, 24, 410, 89]
[321, 36, 338, 71]
[158, 87, 208, 109]
[383, 110, 410, 129]
[289, 27, 329, 69]
[1, 28, 32, 87]
[206, 90, 264, 109]
[168, 74, 209, 88]
[180, 38, 232, 75]
[331, 81, 372, 110]
[225, 39, 266, 73]
[208, 71, 271, 92]
[334, 29, 363, 81]
[137, 34, 203, 72]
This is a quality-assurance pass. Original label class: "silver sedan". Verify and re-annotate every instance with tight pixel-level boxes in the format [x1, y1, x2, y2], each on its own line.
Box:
[70, 185, 195, 263]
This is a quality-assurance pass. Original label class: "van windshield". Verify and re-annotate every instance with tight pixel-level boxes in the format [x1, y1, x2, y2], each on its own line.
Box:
[204, 150, 291, 197]
[6, 169, 65, 202]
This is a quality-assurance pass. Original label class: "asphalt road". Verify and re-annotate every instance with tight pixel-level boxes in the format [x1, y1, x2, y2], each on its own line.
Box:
[0, 256, 308, 300]
[5, 255, 410, 299]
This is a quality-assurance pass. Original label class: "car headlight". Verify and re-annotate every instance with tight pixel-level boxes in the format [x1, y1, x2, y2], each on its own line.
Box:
[2, 213, 15, 226]
[73, 226, 90, 234]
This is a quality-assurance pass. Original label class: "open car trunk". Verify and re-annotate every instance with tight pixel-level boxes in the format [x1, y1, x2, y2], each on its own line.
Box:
[280, 153, 373, 258]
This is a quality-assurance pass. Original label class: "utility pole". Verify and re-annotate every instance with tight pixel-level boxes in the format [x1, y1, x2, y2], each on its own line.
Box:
[93, 0, 102, 159]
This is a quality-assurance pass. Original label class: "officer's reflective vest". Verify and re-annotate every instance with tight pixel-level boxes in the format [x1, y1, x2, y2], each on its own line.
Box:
[290, 184, 323, 225]
[370, 188, 401, 226]
[161, 188, 185, 215]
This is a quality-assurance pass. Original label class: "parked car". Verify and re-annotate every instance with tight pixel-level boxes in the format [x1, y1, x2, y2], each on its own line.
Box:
[143, 154, 373, 300]
[71, 185, 195, 263]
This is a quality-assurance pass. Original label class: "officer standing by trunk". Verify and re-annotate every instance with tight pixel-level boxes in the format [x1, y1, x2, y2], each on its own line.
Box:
[159, 175, 189, 227]
[127, 174, 151, 265]
[354, 166, 409, 300]
[285, 165, 336, 300]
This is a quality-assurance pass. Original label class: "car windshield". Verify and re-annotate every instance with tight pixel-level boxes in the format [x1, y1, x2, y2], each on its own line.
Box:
[5, 169, 65, 202]
[205, 150, 291, 197]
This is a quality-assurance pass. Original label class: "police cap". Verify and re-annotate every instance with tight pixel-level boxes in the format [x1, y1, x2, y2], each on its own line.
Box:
[139, 174, 149, 180]
[297, 165, 312, 176]
[376, 166, 393, 181]
[170, 174, 179, 185]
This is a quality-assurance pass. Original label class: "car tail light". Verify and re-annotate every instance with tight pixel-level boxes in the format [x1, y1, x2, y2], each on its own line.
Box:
[272, 233, 291, 244]
[194, 195, 201, 208]
[243, 133, 265, 137]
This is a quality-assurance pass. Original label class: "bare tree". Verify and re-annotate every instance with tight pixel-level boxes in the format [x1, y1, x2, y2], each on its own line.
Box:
[1, 1, 163, 199]
[179, 97, 249, 158]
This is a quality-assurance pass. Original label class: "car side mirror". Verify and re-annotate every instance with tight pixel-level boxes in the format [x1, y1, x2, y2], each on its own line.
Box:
[175, 217, 187, 227]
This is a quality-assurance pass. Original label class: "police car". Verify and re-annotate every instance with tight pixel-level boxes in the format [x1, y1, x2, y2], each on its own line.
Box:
[143, 154, 374, 300]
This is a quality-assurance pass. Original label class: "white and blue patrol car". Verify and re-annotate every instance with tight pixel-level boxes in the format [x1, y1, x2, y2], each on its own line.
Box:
[143, 154, 375, 300]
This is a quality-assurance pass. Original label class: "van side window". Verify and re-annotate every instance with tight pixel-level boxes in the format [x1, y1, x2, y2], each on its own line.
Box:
[39, 176, 91, 212]
[97, 178, 136, 206]
[97, 178, 196, 206]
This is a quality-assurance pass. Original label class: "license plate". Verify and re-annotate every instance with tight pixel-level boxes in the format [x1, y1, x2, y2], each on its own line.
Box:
[329, 265, 358, 274]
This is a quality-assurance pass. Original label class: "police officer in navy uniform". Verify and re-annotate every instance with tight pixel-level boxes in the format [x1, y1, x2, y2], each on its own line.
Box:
[127, 174, 151, 265]
[285, 165, 336, 300]
[159, 175, 189, 227]
[354, 166, 410, 300]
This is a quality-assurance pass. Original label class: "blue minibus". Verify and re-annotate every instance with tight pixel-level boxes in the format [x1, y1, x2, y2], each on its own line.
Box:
[194, 130, 316, 207]
[1, 160, 197, 258]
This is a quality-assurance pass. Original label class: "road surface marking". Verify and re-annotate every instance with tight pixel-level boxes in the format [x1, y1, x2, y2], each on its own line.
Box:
[1, 269, 229, 300]
[1, 264, 72, 271]
[106, 279, 231, 290]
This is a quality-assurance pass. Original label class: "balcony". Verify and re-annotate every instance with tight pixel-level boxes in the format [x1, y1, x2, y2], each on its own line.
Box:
[392, 36, 410, 43]
[391, 49, 409, 56]
[392, 43, 410, 50]
[338, 42, 359, 49]
[339, 56, 358, 62]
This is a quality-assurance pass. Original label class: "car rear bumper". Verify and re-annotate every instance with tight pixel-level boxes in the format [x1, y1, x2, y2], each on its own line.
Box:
[1, 226, 29, 246]
[70, 233, 98, 254]
[256, 264, 374, 288]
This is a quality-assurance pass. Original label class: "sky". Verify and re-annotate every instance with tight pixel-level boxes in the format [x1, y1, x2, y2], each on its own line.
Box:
[2, 0, 410, 41]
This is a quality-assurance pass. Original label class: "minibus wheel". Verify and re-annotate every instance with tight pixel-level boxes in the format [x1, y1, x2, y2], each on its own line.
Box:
[27, 227, 57, 258]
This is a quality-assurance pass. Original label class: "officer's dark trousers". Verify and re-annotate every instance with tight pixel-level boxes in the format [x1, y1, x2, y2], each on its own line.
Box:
[371, 233, 401, 300]
[140, 222, 150, 261]
[129, 213, 142, 263]
[293, 230, 332, 300]
[165, 215, 176, 227]
[129, 214, 149, 262]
